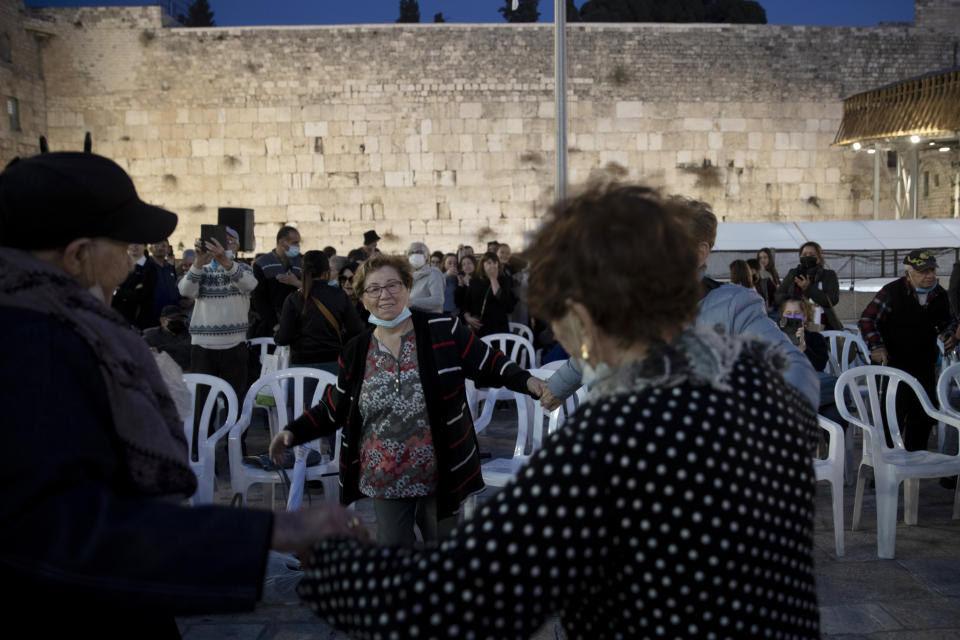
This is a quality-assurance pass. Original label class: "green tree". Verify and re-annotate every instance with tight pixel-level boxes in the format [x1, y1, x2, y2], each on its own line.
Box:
[499, 0, 541, 22]
[434, 12, 446, 22]
[181, 0, 215, 27]
[579, 0, 765, 23]
[567, 0, 581, 21]
[397, 0, 420, 23]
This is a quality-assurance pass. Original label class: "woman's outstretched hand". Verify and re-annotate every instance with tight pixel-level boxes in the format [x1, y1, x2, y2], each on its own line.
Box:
[269, 430, 294, 466]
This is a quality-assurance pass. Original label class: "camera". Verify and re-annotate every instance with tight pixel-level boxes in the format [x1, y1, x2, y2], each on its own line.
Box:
[779, 317, 804, 346]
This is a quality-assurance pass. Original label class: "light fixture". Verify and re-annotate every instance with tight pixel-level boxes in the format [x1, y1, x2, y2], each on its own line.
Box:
[867, 149, 876, 154]
[910, 135, 920, 143]
[940, 147, 952, 152]
[852, 142, 862, 150]
[929, 142, 936, 146]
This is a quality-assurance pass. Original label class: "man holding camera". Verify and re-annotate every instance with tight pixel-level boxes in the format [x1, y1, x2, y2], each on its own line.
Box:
[178, 226, 256, 401]
[859, 250, 957, 450]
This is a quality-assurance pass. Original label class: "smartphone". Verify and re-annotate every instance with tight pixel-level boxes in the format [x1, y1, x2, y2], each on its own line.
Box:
[779, 317, 804, 346]
[199, 224, 229, 251]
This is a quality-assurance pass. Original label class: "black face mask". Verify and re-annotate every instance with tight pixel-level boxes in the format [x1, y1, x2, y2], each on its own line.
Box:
[799, 256, 819, 270]
[165, 318, 188, 334]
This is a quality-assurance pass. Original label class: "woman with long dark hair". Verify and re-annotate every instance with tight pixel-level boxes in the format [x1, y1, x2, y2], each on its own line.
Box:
[275, 250, 363, 377]
[463, 251, 516, 337]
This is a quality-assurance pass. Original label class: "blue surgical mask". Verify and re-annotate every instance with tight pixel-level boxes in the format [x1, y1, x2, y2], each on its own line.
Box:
[916, 284, 936, 294]
[328, 280, 339, 287]
[783, 313, 805, 320]
[368, 306, 412, 328]
[225, 250, 235, 260]
[285, 246, 300, 258]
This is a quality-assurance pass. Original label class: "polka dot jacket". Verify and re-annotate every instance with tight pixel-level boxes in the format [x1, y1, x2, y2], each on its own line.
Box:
[298, 327, 821, 639]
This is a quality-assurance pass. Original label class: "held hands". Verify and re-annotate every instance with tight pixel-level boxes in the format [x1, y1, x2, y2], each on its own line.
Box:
[269, 430, 294, 466]
[272, 505, 370, 560]
[870, 347, 889, 366]
[539, 387, 562, 411]
[194, 240, 214, 268]
[526, 376, 547, 399]
[795, 327, 806, 352]
[795, 274, 811, 292]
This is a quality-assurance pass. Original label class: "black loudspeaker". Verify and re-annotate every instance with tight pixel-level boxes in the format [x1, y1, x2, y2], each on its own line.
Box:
[218, 208, 255, 252]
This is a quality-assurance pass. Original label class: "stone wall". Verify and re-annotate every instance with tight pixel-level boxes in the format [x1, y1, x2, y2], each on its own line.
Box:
[3, 0, 959, 255]
[0, 0, 47, 162]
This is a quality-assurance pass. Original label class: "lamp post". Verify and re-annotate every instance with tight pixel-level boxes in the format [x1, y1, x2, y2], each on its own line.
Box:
[554, 0, 568, 203]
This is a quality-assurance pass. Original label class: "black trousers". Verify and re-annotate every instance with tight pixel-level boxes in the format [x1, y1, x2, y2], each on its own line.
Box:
[189, 343, 249, 455]
[881, 364, 936, 452]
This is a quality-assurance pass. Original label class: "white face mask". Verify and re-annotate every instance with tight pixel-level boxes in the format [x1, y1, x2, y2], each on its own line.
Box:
[87, 283, 106, 304]
[225, 250, 235, 260]
[409, 253, 426, 269]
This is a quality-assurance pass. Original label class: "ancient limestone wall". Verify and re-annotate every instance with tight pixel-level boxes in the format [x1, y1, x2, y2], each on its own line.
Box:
[0, 0, 47, 162]
[5, 2, 960, 255]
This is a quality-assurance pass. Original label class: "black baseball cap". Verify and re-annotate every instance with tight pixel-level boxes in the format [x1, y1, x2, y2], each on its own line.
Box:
[903, 250, 937, 271]
[0, 152, 178, 250]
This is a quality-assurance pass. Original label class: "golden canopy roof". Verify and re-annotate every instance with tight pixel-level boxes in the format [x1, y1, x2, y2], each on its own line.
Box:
[833, 67, 960, 146]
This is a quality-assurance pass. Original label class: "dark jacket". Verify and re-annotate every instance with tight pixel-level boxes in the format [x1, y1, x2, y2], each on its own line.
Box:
[250, 251, 303, 337]
[0, 307, 273, 636]
[275, 283, 364, 365]
[112, 259, 160, 330]
[285, 310, 534, 518]
[860, 277, 952, 375]
[142, 324, 192, 370]
[467, 274, 516, 337]
[775, 264, 842, 330]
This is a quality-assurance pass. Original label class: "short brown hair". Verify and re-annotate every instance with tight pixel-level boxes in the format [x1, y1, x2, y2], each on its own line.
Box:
[671, 197, 717, 248]
[526, 183, 701, 346]
[353, 253, 413, 297]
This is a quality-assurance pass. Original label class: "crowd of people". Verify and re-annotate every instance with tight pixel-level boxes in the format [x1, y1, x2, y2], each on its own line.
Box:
[2, 150, 959, 638]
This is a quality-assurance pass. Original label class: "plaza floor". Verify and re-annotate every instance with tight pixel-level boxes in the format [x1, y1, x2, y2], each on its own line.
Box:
[177, 408, 960, 640]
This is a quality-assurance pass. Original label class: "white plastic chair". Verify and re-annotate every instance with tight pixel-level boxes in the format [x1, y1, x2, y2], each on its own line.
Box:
[836, 365, 960, 558]
[934, 363, 960, 516]
[821, 330, 870, 374]
[248, 337, 275, 365]
[814, 415, 845, 557]
[508, 322, 534, 345]
[481, 333, 536, 369]
[468, 333, 538, 431]
[182, 374, 238, 505]
[228, 368, 340, 509]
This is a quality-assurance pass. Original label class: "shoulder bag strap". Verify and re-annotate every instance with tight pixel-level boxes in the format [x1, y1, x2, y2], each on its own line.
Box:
[311, 297, 343, 344]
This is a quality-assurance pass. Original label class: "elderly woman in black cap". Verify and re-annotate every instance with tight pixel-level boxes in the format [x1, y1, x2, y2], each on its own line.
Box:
[0, 153, 363, 637]
[292, 183, 821, 639]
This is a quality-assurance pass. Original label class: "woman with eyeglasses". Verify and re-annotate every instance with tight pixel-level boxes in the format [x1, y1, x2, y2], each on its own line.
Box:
[270, 253, 548, 545]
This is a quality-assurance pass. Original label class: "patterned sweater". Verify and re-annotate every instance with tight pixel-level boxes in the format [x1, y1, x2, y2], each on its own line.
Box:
[178, 262, 257, 348]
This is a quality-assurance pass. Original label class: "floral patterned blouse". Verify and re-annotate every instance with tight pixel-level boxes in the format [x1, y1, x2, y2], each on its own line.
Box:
[357, 330, 438, 499]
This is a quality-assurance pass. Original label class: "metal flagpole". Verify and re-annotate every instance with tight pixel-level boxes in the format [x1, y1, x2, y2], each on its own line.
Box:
[554, 0, 568, 202]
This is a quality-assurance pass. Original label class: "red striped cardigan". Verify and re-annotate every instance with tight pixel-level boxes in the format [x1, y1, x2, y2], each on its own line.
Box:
[284, 310, 534, 518]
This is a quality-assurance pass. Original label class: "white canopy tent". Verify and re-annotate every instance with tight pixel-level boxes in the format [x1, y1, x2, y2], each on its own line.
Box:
[714, 219, 960, 252]
[711, 219, 960, 292]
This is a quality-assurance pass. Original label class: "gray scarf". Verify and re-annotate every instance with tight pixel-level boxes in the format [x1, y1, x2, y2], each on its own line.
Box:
[0, 248, 196, 498]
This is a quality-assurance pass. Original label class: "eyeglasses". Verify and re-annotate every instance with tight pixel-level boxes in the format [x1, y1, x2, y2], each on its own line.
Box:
[362, 280, 404, 298]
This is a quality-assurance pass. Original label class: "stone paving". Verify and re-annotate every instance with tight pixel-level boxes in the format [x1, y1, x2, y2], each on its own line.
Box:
[178, 408, 960, 639]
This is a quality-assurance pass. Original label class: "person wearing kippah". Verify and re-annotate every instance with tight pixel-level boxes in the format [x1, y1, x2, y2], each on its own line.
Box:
[859, 250, 958, 450]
